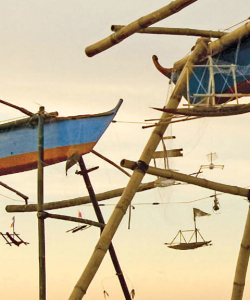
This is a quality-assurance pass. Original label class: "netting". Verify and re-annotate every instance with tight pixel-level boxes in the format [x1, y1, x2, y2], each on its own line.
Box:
[169, 35, 250, 105]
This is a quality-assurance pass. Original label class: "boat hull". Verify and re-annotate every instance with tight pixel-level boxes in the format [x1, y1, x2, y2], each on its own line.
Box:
[0, 100, 122, 176]
[164, 35, 250, 104]
[167, 241, 211, 250]
[153, 103, 250, 117]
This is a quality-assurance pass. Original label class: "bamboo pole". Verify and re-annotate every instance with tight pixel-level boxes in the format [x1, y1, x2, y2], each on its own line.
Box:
[91, 150, 131, 177]
[69, 38, 209, 300]
[231, 205, 250, 300]
[85, 0, 197, 57]
[38, 212, 105, 228]
[0, 99, 34, 117]
[37, 106, 46, 300]
[78, 157, 131, 300]
[0, 181, 28, 203]
[111, 25, 227, 38]
[173, 21, 250, 72]
[5, 181, 156, 213]
[121, 159, 250, 198]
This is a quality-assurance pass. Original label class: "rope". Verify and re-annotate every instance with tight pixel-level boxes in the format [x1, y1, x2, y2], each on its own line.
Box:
[224, 17, 250, 31]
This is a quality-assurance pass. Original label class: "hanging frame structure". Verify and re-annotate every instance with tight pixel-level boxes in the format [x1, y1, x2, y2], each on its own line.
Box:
[165, 229, 211, 250]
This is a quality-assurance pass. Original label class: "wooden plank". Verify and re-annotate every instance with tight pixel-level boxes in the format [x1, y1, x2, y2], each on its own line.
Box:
[163, 136, 176, 140]
[153, 148, 183, 158]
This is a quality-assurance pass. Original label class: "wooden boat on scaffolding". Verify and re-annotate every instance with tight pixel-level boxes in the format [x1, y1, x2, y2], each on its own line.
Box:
[152, 33, 250, 118]
[0, 99, 122, 176]
[165, 208, 212, 250]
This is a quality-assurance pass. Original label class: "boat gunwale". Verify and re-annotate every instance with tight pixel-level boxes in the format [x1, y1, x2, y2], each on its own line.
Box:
[0, 99, 122, 133]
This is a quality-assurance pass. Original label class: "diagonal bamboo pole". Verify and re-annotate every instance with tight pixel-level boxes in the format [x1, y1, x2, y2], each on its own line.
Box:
[38, 212, 105, 229]
[78, 157, 131, 300]
[231, 205, 250, 300]
[111, 25, 227, 38]
[68, 38, 209, 300]
[85, 0, 197, 57]
[173, 21, 250, 72]
[121, 159, 250, 198]
[0, 181, 29, 203]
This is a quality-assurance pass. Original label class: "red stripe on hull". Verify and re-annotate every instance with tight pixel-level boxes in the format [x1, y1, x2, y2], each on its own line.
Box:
[0, 142, 96, 176]
[216, 80, 250, 104]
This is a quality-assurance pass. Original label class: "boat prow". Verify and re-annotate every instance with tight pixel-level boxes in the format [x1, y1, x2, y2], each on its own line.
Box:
[0, 99, 123, 176]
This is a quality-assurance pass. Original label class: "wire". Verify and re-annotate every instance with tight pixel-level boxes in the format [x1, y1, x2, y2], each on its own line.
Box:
[224, 17, 250, 31]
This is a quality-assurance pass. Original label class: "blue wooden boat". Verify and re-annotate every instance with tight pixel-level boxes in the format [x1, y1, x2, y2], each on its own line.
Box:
[0, 99, 122, 176]
[153, 34, 250, 105]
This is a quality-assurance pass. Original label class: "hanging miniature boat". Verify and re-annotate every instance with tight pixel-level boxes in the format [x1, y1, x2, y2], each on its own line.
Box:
[0, 217, 29, 246]
[0, 99, 122, 176]
[165, 208, 212, 250]
[153, 34, 250, 105]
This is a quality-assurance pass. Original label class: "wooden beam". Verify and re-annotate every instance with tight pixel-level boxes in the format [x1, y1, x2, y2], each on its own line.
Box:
[40, 212, 105, 228]
[5, 181, 157, 213]
[37, 106, 46, 300]
[153, 148, 183, 158]
[78, 157, 131, 300]
[121, 159, 250, 198]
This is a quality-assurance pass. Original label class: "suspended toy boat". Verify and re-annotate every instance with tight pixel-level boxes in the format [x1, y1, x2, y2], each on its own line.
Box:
[165, 208, 212, 250]
[0, 99, 122, 176]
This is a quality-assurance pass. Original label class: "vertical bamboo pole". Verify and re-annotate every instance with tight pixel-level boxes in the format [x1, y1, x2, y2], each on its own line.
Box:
[193, 210, 198, 243]
[231, 204, 250, 300]
[69, 38, 209, 300]
[78, 157, 131, 300]
[37, 106, 46, 300]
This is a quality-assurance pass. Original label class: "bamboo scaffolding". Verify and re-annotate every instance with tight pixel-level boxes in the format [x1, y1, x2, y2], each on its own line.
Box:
[37, 106, 46, 300]
[85, 0, 197, 57]
[5, 181, 156, 213]
[121, 159, 250, 198]
[69, 38, 209, 300]
[173, 21, 250, 72]
[231, 205, 250, 300]
[78, 157, 131, 300]
[111, 25, 227, 38]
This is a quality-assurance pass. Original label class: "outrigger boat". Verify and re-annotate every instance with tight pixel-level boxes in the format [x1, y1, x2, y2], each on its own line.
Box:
[153, 34, 250, 105]
[0, 99, 122, 176]
[152, 33, 250, 119]
[152, 103, 250, 117]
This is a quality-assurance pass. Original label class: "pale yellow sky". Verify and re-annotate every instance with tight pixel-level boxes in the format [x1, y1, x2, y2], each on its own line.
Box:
[1, 0, 250, 299]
